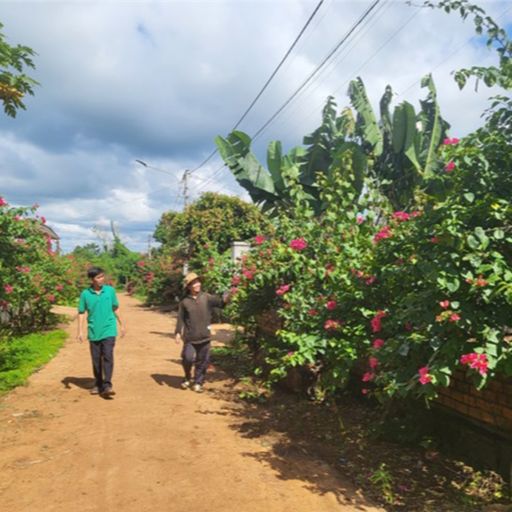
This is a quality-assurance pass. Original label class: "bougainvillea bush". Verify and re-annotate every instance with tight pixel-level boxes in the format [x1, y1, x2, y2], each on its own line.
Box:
[362, 129, 512, 400]
[0, 199, 76, 336]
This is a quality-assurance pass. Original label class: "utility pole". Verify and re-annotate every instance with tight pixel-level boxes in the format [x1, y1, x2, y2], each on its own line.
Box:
[182, 169, 191, 208]
[147, 235, 152, 259]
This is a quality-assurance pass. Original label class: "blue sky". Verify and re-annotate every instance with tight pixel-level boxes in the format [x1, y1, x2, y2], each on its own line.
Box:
[0, 0, 510, 252]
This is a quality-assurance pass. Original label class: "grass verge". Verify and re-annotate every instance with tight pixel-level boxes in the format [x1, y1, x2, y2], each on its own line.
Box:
[0, 330, 68, 394]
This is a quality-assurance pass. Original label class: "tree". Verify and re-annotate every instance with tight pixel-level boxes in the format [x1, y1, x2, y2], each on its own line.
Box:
[0, 22, 38, 117]
[153, 192, 271, 258]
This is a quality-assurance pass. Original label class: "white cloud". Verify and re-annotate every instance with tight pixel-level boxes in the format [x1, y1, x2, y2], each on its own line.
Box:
[0, 0, 510, 251]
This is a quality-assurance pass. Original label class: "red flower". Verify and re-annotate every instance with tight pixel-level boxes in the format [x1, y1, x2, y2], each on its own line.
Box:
[449, 313, 460, 322]
[289, 238, 308, 251]
[4, 284, 14, 294]
[444, 161, 456, 173]
[475, 275, 488, 287]
[372, 338, 385, 349]
[325, 300, 337, 311]
[365, 276, 376, 286]
[254, 235, 265, 245]
[0, 197, 7, 207]
[136, 260, 146, 267]
[276, 284, 291, 296]
[55, 284, 64, 292]
[418, 366, 432, 385]
[362, 372, 375, 382]
[369, 356, 379, 369]
[439, 300, 450, 309]
[324, 319, 341, 331]
[46, 294, 56, 303]
[231, 275, 241, 286]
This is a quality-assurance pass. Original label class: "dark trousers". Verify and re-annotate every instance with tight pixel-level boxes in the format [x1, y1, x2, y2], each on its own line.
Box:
[181, 341, 211, 385]
[89, 337, 115, 390]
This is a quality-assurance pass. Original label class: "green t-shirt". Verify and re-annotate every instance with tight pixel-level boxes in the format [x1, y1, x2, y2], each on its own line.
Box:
[78, 285, 119, 342]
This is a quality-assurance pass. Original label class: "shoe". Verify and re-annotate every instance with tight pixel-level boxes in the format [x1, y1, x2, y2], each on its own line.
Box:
[192, 383, 203, 393]
[90, 386, 100, 395]
[181, 380, 191, 390]
[101, 385, 115, 397]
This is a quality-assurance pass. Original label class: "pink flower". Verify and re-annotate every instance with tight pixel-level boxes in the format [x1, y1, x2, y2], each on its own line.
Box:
[444, 161, 456, 173]
[365, 276, 376, 286]
[439, 300, 450, 309]
[418, 366, 432, 385]
[15, 266, 30, 273]
[287, 351, 295, 357]
[443, 137, 460, 145]
[4, 285, 14, 294]
[254, 235, 265, 245]
[324, 319, 341, 331]
[372, 338, 385, 349]
[289, 238, 308, 251]
[371, 310, 386, 333]
[230, 287, 239, 295]
[242, 269, 254, 280]
[369, 356, 379, 369]
[231, 275, 241, 286]
[356, 214, 364, 224]
[55, 284, 64, 292]
[373, 225, 393, 243]
[276, 284, 291, 296]
[307, 308, 318, 316]
[46, 294, 56, 303]
[430, 236, 439, 244]
[460, 352, 488, 376]
[40, 216, 46, 224]
[136, 260, 146, 267]
[362, 388, 369, 395]
[449, 313, 461, 322]
[362, 372, 375, 382]
[326, 300, 337, 311]
[0, 197, 7, 207]
[392, 211, 410, 222]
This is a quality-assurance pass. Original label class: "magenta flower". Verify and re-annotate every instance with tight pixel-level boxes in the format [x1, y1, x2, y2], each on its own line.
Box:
[369, 356, 379, 369]
[362, 372, 375, 382]
[289, 238, 308, 251]
[444, 161, 456, 173]
[391, 211, 410, 222]
[276, 284, 291, 296]
[371, 310, 386, 333]
[372, 338, 385, 349]
[443, 137, 460, 145]
[254, 235, 265, 245]
[242, 269, 254, 280]
[4, 285, 14, 294]
[325, 300, 337, 311]
[40, 216, 46, 224]
[460, 352, 488, 376]
[373, 225, 393, 243]
[0, 197, 7, 207]
[418, 366, 432, 385]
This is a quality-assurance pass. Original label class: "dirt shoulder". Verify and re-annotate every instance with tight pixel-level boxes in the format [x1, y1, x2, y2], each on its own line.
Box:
[0, 294, 382, 512]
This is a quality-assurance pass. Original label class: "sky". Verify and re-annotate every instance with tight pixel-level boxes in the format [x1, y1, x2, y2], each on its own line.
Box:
[0, 0, 510, 252]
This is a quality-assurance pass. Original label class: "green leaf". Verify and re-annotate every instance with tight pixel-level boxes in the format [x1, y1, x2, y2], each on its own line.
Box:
[464, 192, 475, 203]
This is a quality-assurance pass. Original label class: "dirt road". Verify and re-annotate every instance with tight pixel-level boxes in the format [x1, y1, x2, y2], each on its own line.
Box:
[0, 294, 382, 512]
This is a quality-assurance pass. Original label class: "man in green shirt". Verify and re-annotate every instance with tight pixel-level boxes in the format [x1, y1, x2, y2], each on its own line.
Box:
[77, 267, 125, 397]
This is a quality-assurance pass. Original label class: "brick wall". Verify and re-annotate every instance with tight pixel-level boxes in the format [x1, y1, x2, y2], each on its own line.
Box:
[437, 370, 512, 435]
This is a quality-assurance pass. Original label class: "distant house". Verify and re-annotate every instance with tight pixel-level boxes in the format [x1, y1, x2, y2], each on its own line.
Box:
[39, 224, 60, 253]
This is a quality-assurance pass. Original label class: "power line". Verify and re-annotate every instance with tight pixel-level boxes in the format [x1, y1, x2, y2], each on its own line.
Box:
[190, 0, 326, 174]
[252, 0, 383, 142]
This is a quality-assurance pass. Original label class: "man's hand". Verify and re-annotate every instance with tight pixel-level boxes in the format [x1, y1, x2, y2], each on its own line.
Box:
[77, 332, 84, 343]
[175, 333, 182, 345]
[120, 326, 126, 338]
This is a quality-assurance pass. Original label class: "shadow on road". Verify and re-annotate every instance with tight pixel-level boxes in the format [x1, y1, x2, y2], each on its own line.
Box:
[151, 373, 184, 389]
[61, 376, 95, 390]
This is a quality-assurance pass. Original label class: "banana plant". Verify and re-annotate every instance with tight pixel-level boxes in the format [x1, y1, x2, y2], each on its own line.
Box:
[215, 97, 366, 216]
[349, 74, 450, 209]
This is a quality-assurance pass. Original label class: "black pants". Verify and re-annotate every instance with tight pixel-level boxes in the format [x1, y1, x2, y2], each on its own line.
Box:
[89, 337, 115, 390]
[181, 341, 211, 385]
